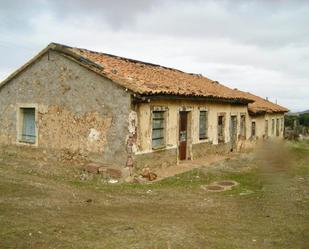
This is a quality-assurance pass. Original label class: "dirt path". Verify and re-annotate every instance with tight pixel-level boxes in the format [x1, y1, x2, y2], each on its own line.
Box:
[153, 153, 233, 181]
[1, 141, 309, 249]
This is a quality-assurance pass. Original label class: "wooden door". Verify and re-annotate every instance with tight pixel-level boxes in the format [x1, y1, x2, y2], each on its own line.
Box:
[179, 111, 188, 160]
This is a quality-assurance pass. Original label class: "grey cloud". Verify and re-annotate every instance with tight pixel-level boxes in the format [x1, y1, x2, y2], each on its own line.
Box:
[0, 0, 308, 111]
[45, 0, 159, 29]
[0, 0, 44, 32]
[134, 0, 309, 48]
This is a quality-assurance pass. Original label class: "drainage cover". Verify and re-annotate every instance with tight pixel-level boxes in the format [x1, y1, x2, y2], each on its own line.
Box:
[205, 185, 225, 191]
[216, 180, 237, 187]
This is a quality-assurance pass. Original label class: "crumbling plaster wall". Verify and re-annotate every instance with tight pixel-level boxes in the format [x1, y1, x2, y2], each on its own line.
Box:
[135, 99, 248, 154]
[248, 113, 285, 139]
[0, 51, 131, 166]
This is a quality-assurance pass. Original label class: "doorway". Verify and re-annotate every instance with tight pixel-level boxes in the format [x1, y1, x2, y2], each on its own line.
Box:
[179, 111, 188, 160]
[230, 115, 237, 151]
[218, 114, 225, 143]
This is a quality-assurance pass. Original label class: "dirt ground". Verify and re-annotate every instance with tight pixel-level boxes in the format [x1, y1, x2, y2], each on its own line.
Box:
[1, 140, 309, 249]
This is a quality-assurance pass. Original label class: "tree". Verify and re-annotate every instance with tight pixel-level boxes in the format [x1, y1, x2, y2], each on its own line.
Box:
[299, 113, 309, 127]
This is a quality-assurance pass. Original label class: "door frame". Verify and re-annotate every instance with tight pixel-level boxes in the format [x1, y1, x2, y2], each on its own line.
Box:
[177, 107, 192, 162]
[217, 112, 226, 144]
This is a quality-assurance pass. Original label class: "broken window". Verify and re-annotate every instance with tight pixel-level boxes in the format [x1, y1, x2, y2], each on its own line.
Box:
[217, 115, 225, 143]
[251, 121, 256, 137]
[19, 108, 36, 144]
[199, 111, 208, 140]
[240, 114, 246, 138]
[152, 111, 165, 149]
[272, 119, 275, 135]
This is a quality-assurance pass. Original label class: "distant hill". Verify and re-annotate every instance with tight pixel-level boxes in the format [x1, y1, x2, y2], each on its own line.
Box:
[298, 110, 309, 114]
[287, 110, 309, 116]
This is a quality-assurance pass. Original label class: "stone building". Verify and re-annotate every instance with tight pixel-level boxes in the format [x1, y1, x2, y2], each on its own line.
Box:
[0, 43, 288, 171]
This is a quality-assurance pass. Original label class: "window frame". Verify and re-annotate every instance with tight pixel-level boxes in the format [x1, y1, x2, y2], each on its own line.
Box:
[217, 113, 226, 144]
[151, 109, 167, 150]
[199, 110, 208, 140]
[271, 119, 275, 135]
[240, 113, 246, 138]
[251, 121, 256, 138]
[265, 119, 269, 137]
[16, 104, 39, 146]
[276, 118, 280, 136]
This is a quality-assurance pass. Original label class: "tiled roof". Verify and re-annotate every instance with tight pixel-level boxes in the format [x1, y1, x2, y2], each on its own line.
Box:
[0, 42, 289, 114]
[234, 90, 289, 114]
[50, 43, 253, 103]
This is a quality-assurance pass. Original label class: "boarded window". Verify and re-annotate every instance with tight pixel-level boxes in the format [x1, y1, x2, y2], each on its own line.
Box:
[152, 111, 165, 148]
[251, 121, 256, 137]
[240, 114, 246, 138]
[265, 120, 269, 136]
[20, 108, 36, 144]
[199, 111, 208, 140]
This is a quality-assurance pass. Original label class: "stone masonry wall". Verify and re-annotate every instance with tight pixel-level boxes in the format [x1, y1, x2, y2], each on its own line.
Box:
[0, 51, 131, 166]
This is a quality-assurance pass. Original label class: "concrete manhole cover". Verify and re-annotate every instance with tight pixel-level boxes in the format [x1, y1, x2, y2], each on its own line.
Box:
[204, 185, 225, 192]
[202, 180, 239, 192]
[216, 180, 238, 187]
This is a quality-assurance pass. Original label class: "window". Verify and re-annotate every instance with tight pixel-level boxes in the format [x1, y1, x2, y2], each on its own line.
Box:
[240, 114, 246, 138]
[271, 119, 275, 135]
[281, 118, 284, 132]
[19, 108, 36, 144]
[218, 115, 225, 143]
[276, 118, 280, 136]
[152, 111, 165, 149]
[265, 120, 269, 136]
[199, 111, 208, 140]
[251, 121, 256, 137]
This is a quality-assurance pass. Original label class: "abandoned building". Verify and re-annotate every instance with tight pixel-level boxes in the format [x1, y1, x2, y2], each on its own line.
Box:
[0, 43, 289, 171]
[243, 92, 288, 139]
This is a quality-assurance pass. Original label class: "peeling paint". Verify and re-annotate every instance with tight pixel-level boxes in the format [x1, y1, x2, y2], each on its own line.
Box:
[128, 111, 137, 134]
[88, 128, 101, 142]
[38, 106, 112, 153]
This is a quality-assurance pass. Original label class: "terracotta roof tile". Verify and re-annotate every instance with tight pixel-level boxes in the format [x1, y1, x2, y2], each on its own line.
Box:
[52, 44, 253, 103]
[233, 90, 289, 114]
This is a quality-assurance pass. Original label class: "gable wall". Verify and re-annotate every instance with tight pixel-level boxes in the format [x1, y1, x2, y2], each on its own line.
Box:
[0, 51, 131, 166]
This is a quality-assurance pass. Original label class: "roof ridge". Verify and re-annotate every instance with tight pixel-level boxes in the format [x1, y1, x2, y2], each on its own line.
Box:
[50, 42, 212, 79]
[0, 42, 257, 105]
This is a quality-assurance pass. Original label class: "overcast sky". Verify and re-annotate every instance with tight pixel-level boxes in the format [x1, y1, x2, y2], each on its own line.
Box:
[1, 0, 308, 111]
